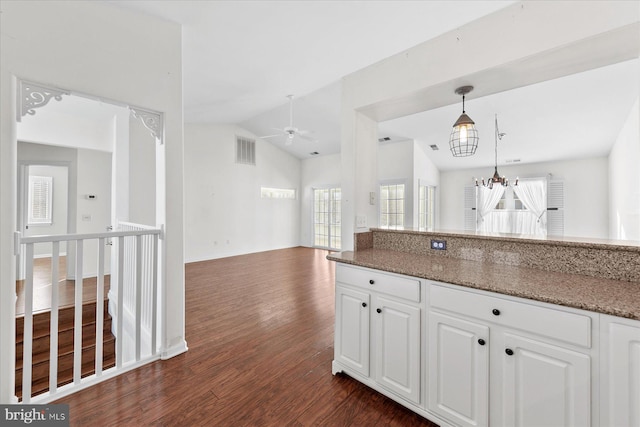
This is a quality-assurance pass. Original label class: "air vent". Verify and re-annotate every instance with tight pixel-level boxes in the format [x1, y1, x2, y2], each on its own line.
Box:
[429, 144, 439, 151]
[378, 137, 391, 142]
[236, 136, 256, 165]
[505, 159, 521, 163]
[310, 151, 319, 156]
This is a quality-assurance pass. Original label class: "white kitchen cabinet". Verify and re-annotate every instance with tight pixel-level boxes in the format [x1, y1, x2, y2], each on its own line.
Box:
[335, 285, 370, 377]
[499, 332, 591, 427]
[429, 283, 595, 427]
[373, 294, 421, 404]
[428, 311, 489, 427]
[600, 315, 640, 427]
[333, 264, 422, 405]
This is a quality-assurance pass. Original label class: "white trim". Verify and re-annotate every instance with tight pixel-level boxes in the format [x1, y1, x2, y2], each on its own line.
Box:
[161, 340, 188, 360]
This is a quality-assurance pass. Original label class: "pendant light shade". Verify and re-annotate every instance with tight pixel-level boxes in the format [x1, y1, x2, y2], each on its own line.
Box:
[449, 86, 479, 157]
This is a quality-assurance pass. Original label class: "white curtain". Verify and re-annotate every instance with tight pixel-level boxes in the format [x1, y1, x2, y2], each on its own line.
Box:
[514, 180, 547, 235]
[477, 185, 505, 232]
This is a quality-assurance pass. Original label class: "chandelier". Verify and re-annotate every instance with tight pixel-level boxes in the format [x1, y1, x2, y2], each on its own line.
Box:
[476, 114, 518, 188]
[449, 86, 479, 157]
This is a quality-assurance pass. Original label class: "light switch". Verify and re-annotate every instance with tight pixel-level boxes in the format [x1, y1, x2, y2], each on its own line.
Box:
[356, 216, 367, 228]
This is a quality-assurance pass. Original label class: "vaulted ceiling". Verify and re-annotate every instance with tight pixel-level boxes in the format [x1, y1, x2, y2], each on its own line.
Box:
[103, 1, 639, 169]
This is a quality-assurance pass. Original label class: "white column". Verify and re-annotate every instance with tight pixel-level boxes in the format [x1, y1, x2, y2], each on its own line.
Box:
[0, 73, 17, 404]
[340, 91, 379, 251]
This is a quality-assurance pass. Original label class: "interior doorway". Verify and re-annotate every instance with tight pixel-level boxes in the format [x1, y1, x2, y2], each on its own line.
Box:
[16, 162, 71, 282]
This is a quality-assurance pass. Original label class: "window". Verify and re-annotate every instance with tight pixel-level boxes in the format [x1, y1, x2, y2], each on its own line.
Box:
[419, 184, 436, 231]
[28, 175, 53, 225]
[495, 187, 526, 210]
[313, 188, 341, 250]
[261, 187, 296, 199]
[380, 182, 405, 229]
[236, 136, 256, 165]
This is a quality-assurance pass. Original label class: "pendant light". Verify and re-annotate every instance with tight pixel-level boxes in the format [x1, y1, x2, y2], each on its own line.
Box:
[476, 114, 518, 189]
[449, 86, 479, 157]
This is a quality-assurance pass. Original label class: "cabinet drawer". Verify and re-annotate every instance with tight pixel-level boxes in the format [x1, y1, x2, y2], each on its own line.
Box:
[430, 284, 592, 348]
[336, 264, 420, 302]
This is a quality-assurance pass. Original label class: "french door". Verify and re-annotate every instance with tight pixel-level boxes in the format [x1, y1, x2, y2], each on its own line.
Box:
[313, 187, 341, 250]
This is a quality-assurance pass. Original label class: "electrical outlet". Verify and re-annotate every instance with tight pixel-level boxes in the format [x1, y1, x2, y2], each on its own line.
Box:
[431, 239, 447, 250]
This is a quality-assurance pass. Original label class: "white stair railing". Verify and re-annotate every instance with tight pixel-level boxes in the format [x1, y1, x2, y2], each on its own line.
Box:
[115, 222, 159, 364]
[15, 226, 161, 404]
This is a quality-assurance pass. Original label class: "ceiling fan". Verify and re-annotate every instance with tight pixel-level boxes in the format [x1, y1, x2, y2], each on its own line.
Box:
[259, 95, 317, 145]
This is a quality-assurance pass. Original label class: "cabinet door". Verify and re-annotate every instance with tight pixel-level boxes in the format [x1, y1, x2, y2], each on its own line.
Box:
[428, 311, 489, 427]
[335, 285, 370, 376]
[601, 318, 640, 427]
[373, 295, 420, 404]
[500, 333, 591, 427]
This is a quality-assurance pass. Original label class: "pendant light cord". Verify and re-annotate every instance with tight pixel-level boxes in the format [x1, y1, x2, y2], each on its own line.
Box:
[494, 114, 498, 170]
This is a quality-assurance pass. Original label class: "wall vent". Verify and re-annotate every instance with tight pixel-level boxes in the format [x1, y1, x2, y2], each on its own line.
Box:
[429, 144, 439, 151]
[378, 137, 392, 142]
[236, 136, 256, 165]
[310, 151, 319, 156]
[505, 158, 521, 163]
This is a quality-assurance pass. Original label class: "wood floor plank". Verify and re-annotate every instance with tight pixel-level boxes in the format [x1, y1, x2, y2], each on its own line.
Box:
[55, 247, 438, 426]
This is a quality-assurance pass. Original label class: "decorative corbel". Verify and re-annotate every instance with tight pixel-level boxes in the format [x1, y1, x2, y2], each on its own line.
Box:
[130, 107, 164, 144]
[17, 80, 70, 122]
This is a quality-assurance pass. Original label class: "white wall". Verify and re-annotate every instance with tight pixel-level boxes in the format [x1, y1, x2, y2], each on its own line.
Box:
[299, 153, 341, 247]
[184, 124, 301, 262]
[609, 98, 640, 240]
[76, 148, 112, 277]
[1, 1, 185, 401]
[128, 117, 156, 226]
[440, 157, 610, 239]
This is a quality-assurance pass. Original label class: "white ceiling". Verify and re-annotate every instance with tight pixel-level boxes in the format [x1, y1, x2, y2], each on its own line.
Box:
[380, 58, 640, 171]
[93, 1, 639, 166]
[105, 1, 514, 117]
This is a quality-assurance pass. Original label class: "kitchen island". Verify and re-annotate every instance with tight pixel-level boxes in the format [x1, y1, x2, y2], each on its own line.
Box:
[327, 228, 640, 427]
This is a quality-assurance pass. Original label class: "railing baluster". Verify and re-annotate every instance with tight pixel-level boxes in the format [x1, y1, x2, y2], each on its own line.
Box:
[17, 225, 161, 403]
[135, 235, 143, 361]
[73, 240, 83, 384]
[22, 243, 34, 403]
[95, 238, 105, 377]
[151, 234, 158, 355]
[116, 236, 125, 368]
[49, 242, 60, 395]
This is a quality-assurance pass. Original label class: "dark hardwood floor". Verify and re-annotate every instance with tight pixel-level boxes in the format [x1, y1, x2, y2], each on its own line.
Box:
[16, 256, 110, 316]
[56, 247, 438, 426]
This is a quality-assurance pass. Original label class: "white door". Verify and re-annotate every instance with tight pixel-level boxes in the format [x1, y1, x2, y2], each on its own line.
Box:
[428, 311, 489, 427]
[335, 285, 370, 377]
[373, 295, 420, 404]
[500, 333, 591, 427]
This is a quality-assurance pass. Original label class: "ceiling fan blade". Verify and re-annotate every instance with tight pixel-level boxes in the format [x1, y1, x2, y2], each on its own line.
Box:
[259, 134, 283, 139]
[297, 133, 318, 143]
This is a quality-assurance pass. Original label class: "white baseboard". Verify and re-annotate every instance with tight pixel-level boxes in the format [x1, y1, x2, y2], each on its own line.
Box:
[161, 340, 188, 360]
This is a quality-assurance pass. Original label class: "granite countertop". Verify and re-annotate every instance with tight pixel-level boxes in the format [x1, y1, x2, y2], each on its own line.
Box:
[328, 248, 640, 320]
